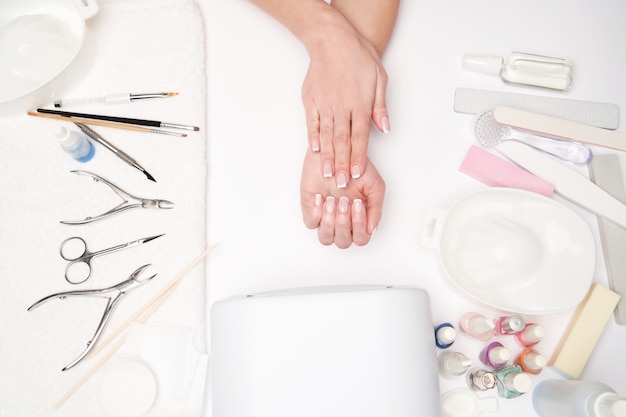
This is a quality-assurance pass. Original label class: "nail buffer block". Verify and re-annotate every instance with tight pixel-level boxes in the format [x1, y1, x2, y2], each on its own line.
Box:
[454, 88, 620, 129]
[589, 154, 626, 325]
[459, 145, 555, 196]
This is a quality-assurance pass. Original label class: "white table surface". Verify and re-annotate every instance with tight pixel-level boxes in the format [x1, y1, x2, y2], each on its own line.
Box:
[201, 0, 626, 415]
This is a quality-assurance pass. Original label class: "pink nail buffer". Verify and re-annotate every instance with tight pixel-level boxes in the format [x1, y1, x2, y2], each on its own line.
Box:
[459, 145, 555, 196]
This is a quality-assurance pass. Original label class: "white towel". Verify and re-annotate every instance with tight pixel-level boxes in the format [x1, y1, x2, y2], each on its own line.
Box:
[0, 0, 208, 415]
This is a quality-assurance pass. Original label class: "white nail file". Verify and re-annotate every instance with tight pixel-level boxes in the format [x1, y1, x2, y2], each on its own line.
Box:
[454, 88, 620, 129]
[493, 106, 626, 152]
[495, 140, 626, 229]
[589, 154, 626, 325]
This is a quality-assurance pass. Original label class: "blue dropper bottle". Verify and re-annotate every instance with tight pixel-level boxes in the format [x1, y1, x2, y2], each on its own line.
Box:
[55, 126, 95, 162]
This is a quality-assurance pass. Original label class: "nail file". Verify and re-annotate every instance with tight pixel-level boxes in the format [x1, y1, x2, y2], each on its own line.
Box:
[493, 106, 626, 152]
[589, 154, 626, 325]
[495, 140, 626, 228]
[454, 88, 620, 130]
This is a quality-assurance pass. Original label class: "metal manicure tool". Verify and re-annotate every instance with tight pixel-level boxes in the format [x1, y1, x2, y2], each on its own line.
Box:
[60, 234, 163, 284]
[61, 170, 174, 224]
[27, 264, 156, 371]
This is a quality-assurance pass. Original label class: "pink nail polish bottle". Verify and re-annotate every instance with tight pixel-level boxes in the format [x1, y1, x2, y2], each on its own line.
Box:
[493, 314, 526, 335]
[459, 312, 495, 341]
[515, 323, 546, 347]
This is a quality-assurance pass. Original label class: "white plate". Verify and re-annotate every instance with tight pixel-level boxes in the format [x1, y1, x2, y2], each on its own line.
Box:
[421, 188, 596, 314]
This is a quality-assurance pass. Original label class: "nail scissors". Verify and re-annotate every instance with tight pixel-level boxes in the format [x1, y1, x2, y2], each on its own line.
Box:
[27, 264, 156, 371]
[60, 234, 163, 284]
[61, 170, 174, 225]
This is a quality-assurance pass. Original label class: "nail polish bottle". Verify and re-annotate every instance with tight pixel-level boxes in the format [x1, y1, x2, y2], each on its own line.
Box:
[466, 368, 497, 391]
[515, 348, 547, 375]
[494, 315, 526, 335]
[479, 341, 511, 370]
[435, 322, 457, 349]
[438, 351, 473, 379]
[533, 380, 626, 417]
[55, 126, 95, 163]
[459, 312, 495, 341]
[494, 365, 533, 399]
[462, 51, 574, 91]
[515, 323, 546, 347]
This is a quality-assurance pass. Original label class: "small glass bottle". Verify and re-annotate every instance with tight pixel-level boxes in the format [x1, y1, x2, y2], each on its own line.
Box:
[463, 51, 574, 91]
[494, 365, 532, 399]
[479, 341, 511, 370]
[55, 126, 95, 162]
[533, 380, 626, 417]
[438, 351, 473, 379]
[459, 312, 495, 341]
[466, 368, 497, 391]
[494, 315, 526, 335]
[515, 348, 547, 375]
[434, 322, 457, 349]
[515, 323, 546, 347]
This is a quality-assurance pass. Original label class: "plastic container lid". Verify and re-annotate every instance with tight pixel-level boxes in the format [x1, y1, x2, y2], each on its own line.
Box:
[503, 373, 532, 394]
[520, 324, 546, 343]
[593, 393, 626, 417]
[463, 55, 503, 75]
[523, 352, 547, 370]
[437, 326, 457, 345]
[489, 346, 511, 364]
[441, 388, 498, 417]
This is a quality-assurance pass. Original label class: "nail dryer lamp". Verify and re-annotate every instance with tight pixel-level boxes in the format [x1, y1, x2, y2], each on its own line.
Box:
[210, 286, 441, 417]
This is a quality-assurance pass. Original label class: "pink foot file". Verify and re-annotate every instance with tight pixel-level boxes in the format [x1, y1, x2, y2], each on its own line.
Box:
[459, 145, 555, 196]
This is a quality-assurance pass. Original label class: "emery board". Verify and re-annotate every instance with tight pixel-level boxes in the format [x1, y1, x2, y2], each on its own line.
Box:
[454, 88, 620, 129]
[589, 154, 626, 324]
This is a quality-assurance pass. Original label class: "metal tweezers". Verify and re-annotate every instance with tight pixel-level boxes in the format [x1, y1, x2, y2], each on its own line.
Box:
[27, 264, 156, 371]
[61, 170, 174, 225]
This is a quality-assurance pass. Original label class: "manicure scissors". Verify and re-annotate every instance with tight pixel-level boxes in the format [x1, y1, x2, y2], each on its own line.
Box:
[28, 264, 156, 371]
[60, 234, 163, 284]
[61, 170, 174, 225]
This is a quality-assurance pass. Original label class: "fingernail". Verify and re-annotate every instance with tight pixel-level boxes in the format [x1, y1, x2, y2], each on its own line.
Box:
[314, 193, 323, 207]
[351, 164, 361, 179]
[323, 161, 333, 178]
[325, 196, 335, 213]
[370, 226, 377, 237]
[381, 116, 391, 133]
[336, 172, 347, 188]
[311, 140, 320, 152]
[338, 196, 349, 213]
[353, 198, 363, 214]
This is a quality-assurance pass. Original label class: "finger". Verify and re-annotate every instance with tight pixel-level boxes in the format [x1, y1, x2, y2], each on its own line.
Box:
[301, 193, 323, 229]
[304, 105, 321, 152]
[319, 109, 335, 179]
[333, 196, 352, 249]
[365, 178, 386, 235]
[351, 199, 370, 246]
[371, 68, 390, 134]
[333, 111, 351, 189]
[349, 108, 370, 180]
[318, 196, 336, 246]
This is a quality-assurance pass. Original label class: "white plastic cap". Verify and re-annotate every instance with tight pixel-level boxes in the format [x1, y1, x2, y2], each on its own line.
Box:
[463, 55, 503, 75]
[593, 393, 626, 417]
[523, 352, 547, 370]
[489, 346, 511, 363]
[504, 373, 532, 394]
[54, 126, 75, 146]
[447, 352, 473, 374]
[521, 324, 546, 343]
[437, 326, 457, 345]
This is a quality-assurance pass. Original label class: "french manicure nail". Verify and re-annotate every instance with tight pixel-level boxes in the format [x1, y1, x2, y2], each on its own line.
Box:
[314, 193, 323, 207]
[325, 196, 335, 213]
[338, 196, 349, 213]
[323, 161, 333, 178]
[351, 164, 361, 179]
[336, 172, 347, 188]
[381, 116, 391, 133]
[353, 198, 363, 214]
[312, 140, 320, 152]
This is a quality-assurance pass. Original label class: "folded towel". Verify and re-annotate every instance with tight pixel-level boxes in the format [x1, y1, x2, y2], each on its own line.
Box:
[0, 0, 208, 416]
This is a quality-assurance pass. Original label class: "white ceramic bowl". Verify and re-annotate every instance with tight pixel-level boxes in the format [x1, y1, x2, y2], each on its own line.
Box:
[0, 0, 98, 116]
[421, 188, 596, 314]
